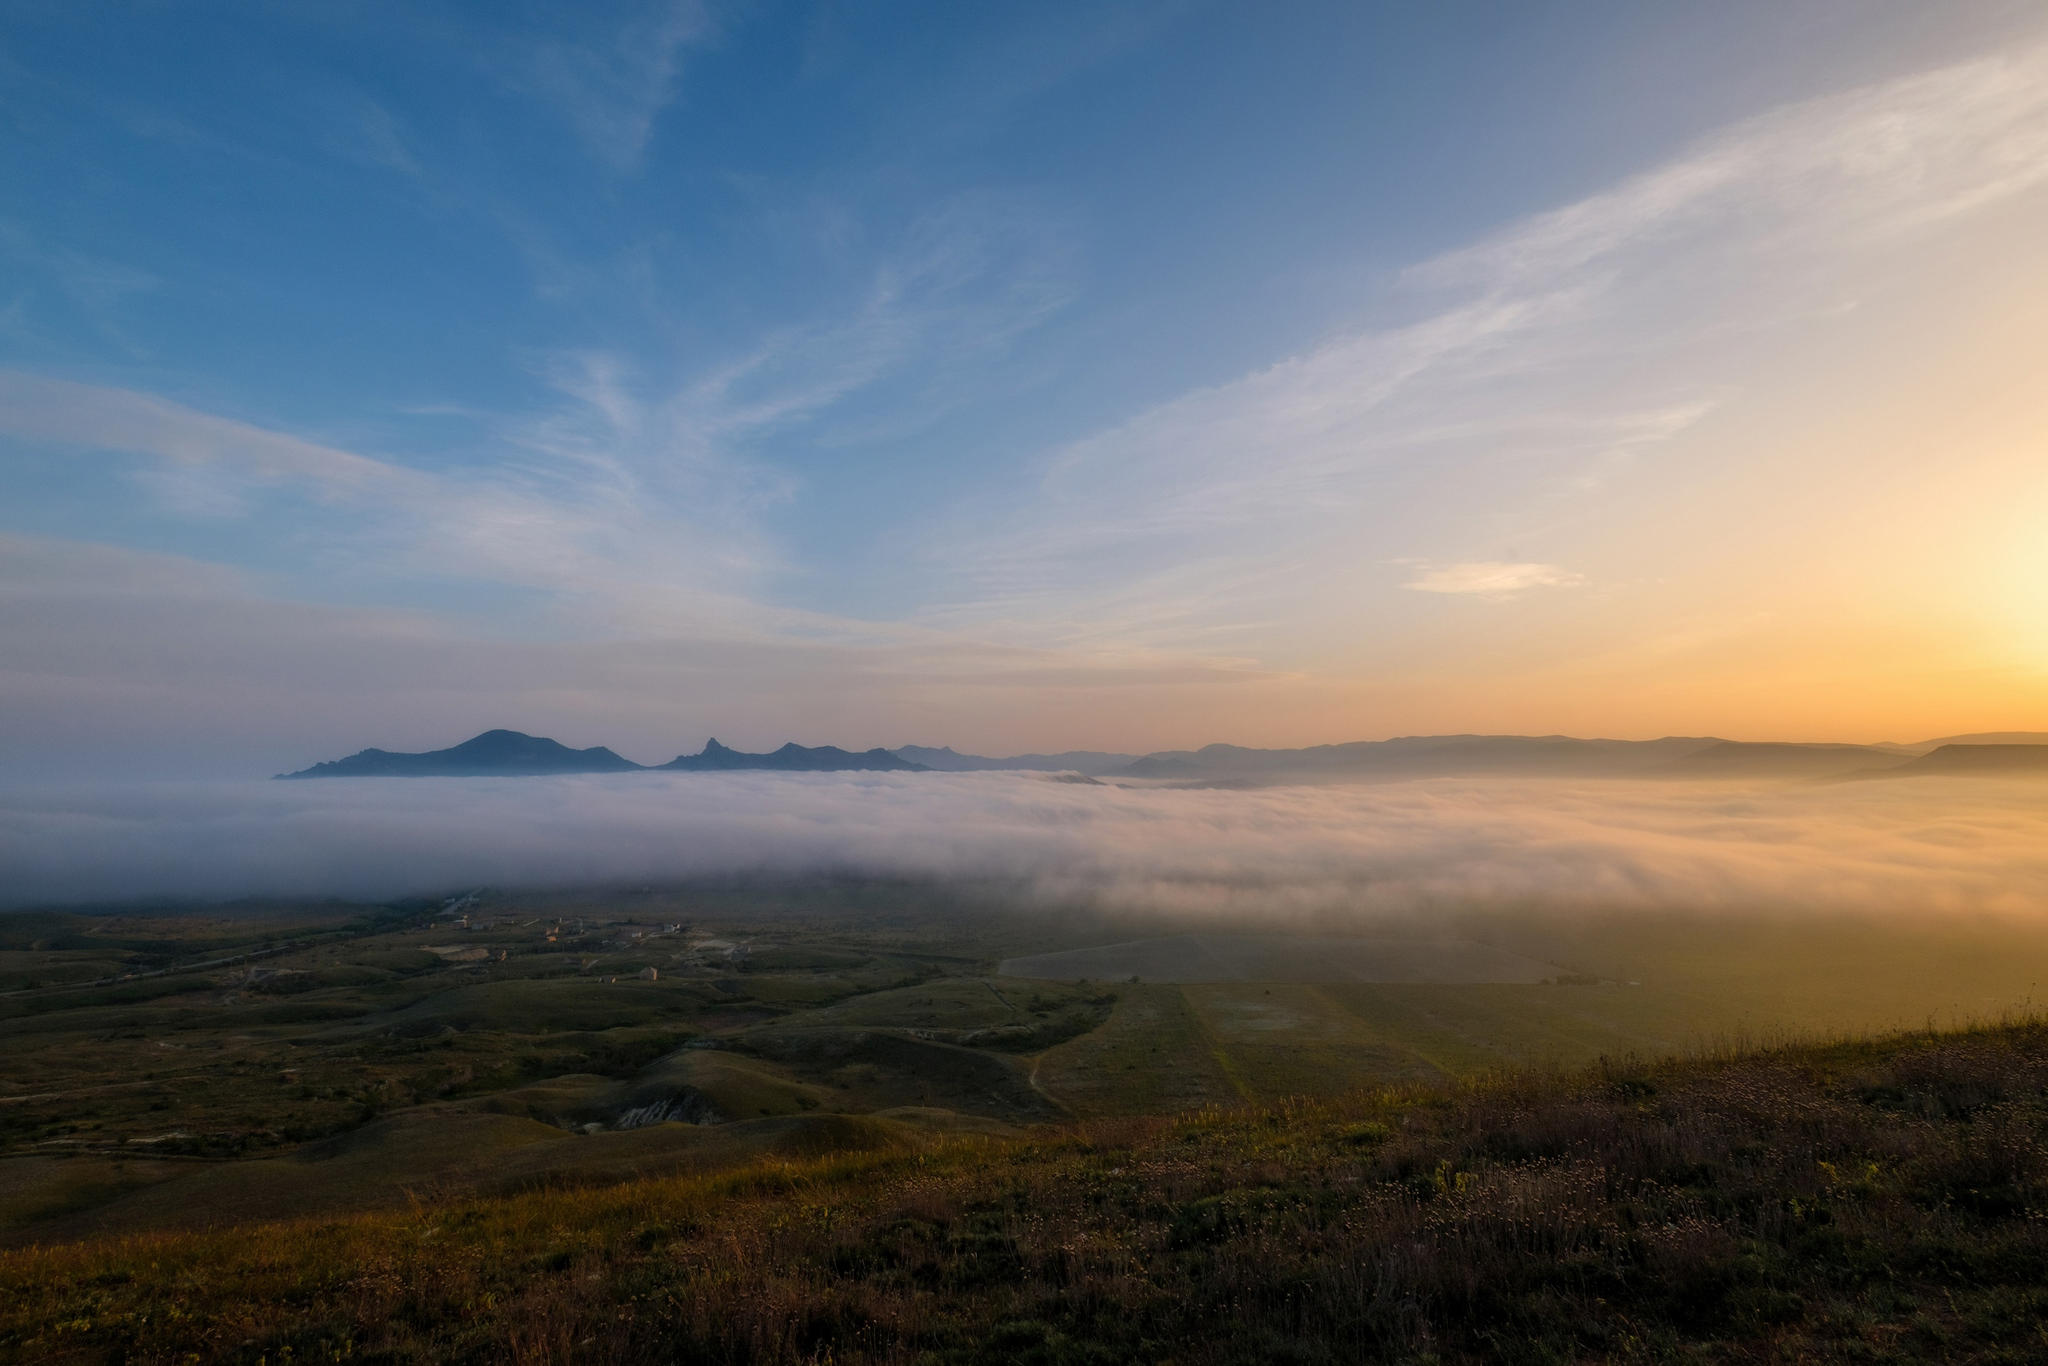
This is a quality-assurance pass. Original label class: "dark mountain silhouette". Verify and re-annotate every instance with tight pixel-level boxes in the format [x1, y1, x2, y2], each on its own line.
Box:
[659, 739, 927, 772]
[1835, 743, 2048, 782]
[1889, 730, 2048, 753]
[891, 745, 1137, 775]
[278, 730, 2046, 784]
[277, 730, 643, 779]
[898, 732, 2048, 785]
[1103, 734, 1722, 782]
[1119, 755, 1210, 779]
[1656, 741, 1913, 780]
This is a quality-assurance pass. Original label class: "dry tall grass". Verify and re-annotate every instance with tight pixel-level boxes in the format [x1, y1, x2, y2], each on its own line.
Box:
[7, 1021, 2048, 1363]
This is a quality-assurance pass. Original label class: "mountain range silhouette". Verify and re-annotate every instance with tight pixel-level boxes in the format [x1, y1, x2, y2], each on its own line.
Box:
[277, 731, 926, 777]
[275, 729, 2048, 781]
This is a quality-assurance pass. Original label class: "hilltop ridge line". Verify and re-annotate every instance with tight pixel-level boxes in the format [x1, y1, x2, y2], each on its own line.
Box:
[274, 728, 2048, 780]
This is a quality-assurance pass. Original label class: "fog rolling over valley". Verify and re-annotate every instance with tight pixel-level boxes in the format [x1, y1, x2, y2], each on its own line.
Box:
[10, 757, 2048, 915]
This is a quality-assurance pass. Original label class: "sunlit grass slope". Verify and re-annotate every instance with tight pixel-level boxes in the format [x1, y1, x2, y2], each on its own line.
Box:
[7, 1020, 2048, 1364]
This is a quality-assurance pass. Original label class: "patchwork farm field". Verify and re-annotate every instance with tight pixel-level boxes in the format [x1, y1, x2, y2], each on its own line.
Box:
[6, 884, 2048, 1250]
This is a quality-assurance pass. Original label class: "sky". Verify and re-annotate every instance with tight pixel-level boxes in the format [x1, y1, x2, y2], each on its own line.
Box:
[4, 0, 2048, 777]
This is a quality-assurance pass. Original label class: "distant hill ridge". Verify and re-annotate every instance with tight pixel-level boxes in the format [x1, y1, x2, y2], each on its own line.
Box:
[278, 731, 926, 778]
[658, 739, 924, 773]
[1080, 732, 2048, 783]
[275, 729, 2048, 780]
[1830, 743, 2048, 783]
[1657, 740, 1915, 780]
[893, 744, 1138, 776]
[276, 729, 641, 779]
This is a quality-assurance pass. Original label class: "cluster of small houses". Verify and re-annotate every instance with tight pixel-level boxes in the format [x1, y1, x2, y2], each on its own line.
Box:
[426, 907, 750, 984]
[621, 938, 751, 982]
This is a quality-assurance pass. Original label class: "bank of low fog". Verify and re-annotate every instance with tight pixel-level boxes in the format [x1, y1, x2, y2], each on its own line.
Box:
[3, 772, 2047, 916]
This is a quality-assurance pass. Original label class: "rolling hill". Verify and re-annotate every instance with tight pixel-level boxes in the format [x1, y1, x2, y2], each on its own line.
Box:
[1837, 742, 2048, 781]
[890, 745, 1138, 775]
[1100, 734, 1722, 783]
[1655, 740, 1914, 779]
[276, 729, 643, 778]
[8, 1019, 2045, 1363]
[274, 730, 2048, 784]
[658, 739, 927, 772]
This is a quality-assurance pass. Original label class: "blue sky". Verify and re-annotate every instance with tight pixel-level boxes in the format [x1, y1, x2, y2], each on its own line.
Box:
[4, 1, 2048, 773]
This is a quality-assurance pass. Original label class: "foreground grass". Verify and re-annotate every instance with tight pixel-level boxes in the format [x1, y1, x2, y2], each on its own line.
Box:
[7, 1023, 2048, 1364]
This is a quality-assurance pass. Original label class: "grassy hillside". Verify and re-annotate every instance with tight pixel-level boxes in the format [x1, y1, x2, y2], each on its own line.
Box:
[11, 892, 2048, 1254]
[6, 1019, 2047, 1364]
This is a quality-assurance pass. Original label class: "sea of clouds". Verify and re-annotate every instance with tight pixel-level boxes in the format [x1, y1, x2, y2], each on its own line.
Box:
[5, 771, 2048, 918]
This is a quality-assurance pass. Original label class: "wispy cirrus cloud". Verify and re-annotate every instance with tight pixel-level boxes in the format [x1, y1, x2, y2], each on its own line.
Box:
[1404, 562, 1582, 597]
[312, 86, 421, 177]
[0, 373, 417, 495]
[0, 370, 769, 627]
[508, 0, 713, 170]
[919, 36, 2048, 659]
[0, 177, 1079, 638]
